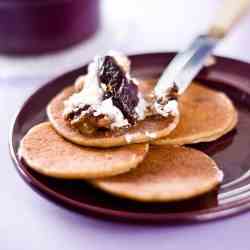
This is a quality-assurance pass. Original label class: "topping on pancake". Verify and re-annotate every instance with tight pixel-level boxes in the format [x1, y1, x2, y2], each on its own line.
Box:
[63, 53, 149, 133]
[63, 52, 178, 135]
[98, 55, 141, 124]
[154, 83, 179, 117]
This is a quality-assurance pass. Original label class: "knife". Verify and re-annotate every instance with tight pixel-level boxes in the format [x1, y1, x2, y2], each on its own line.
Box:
[154, 0, 250, 98]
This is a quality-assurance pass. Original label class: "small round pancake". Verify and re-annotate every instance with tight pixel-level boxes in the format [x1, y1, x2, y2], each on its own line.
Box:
[91, 145, 223, 202]
[153, 83, 238, 145]
[19, 122, 149, 179]
[47, 85, 179, 148]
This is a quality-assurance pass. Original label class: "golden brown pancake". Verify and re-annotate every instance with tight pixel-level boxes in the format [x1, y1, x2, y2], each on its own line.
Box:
[19, 122, 149, 179]
[91, 145, 223, 202]
[47, 85, 179, 148]
[151, 82, 238, 145]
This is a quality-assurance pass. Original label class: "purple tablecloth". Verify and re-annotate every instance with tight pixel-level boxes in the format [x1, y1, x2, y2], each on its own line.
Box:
[2, 1, 250, 249]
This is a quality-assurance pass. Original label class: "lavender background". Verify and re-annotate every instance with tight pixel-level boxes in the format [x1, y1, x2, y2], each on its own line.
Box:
[1, 0, 250, 249]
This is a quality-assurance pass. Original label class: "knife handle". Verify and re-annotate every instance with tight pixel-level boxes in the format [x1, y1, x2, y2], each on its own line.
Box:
[208, 0, 250, 38]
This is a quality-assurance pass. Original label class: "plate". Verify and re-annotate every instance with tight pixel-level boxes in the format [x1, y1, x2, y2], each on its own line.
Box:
[9, 53, 250, 223]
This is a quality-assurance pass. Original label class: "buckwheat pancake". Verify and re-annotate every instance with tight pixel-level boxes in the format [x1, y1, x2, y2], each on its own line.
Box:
[19, 122, 149, 179]
[151, 82, 238, 145]
[91, 145, 223, 202]
[47, 85, 179, 148]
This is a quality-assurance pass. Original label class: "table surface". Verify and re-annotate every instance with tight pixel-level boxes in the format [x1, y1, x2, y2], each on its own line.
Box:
[2, 0, 250, 249]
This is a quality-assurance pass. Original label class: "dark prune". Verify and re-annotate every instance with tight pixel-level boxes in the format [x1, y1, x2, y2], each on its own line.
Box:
[112, 80, 139, 123]
[98, 56, 124, 92]
[98, 56, 139, 123]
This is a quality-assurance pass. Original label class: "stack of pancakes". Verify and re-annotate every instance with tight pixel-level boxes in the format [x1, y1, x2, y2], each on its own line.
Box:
[19, 81, 237, 202]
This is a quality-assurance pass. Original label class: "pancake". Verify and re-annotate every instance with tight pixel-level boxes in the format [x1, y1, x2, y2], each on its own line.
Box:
[19, 122, 149, 179]
[47, 85, 179, 148]
[91, 145, 223, 202]
[152, 82, 238, 145]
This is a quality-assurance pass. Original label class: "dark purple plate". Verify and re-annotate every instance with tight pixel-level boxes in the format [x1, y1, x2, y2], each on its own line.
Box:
[9, 53, 250, 223]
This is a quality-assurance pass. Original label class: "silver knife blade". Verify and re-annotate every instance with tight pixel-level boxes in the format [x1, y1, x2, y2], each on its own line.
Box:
[154, 35, 219, 96]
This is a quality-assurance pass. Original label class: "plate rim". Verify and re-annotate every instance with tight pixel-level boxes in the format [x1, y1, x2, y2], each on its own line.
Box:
[9, 52, 250, 224]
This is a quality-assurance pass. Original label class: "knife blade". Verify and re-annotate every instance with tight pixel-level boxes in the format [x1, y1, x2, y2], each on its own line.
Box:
[154, 35, 219, 96]
[155, 0, 250, 98]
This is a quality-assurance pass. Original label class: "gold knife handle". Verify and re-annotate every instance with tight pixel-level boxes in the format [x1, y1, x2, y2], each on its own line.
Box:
[208, 0, 250, 38]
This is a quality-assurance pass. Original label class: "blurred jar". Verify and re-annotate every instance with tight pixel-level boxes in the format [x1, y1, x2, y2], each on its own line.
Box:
[0, 0, 100, 54]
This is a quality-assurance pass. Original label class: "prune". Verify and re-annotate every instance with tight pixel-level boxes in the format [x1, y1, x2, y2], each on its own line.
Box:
[112, 80, 139, 123]
[98, 56, 124, 91]
[98, 56, 139, 123]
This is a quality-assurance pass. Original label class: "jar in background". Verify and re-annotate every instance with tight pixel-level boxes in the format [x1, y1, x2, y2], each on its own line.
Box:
[0, 0, 100, 54]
